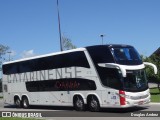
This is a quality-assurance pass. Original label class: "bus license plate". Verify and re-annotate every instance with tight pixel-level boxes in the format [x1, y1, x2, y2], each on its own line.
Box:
[138, 101, 144, 105]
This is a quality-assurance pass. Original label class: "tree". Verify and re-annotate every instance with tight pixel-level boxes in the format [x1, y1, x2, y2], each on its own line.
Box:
[0, 78, 2, 92]
[0, 44, 9, 92]
[62, 35, 76, 50]
[0, 44, 9, 71]
[142, 54, 160, 86]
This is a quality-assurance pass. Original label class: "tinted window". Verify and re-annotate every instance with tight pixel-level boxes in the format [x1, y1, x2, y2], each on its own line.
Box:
[97, 67, 123, 90]
[87, 46, 114, 64]
[3, 51, 90, 75]
[87, 46, 119, 88]
[2, 63, 18, 74]
[123, 70, 148, 92]
[110, 47, 142, 65]
[86, 45, 143, 90]
[26, 78, 97, 92]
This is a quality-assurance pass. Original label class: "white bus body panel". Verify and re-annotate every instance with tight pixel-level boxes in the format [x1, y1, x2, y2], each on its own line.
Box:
[2, 47, 153, 109]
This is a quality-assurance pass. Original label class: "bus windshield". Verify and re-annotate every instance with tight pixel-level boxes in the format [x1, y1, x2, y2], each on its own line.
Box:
[99, 68, 148, 92]
[111, 47, 142, 65]
[123, 70, 148, 92]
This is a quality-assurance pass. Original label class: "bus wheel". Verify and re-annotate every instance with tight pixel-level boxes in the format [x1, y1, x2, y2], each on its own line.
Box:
[74, 96, 85, 111]
[88, 96, 100, 112]
[14, 97, 22, 108]
[22, 97, 29, 109]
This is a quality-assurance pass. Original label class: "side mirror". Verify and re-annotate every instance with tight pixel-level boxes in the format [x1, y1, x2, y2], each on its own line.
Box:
[98, 63, 127, 77]
[144, 62, 158, 74]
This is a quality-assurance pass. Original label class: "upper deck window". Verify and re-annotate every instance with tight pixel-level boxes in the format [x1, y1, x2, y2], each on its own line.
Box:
[111, 47, 142, 65]
[3, 51, 90, 75]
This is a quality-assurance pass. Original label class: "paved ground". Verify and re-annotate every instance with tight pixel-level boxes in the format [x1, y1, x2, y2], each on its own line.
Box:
[0, 99, 160, 120]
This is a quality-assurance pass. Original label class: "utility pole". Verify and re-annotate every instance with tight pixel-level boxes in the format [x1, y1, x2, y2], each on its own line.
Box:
[7, 51, 12, 61]
[57, 0, 63, 51]
[100, 34, 105, 45]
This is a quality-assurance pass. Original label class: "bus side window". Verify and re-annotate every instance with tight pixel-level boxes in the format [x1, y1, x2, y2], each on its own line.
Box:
[100, 68, 122, 90]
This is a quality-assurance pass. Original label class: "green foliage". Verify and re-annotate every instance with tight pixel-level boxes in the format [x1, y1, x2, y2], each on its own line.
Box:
[150, 87, 160, 102]
[0, 44, 9, 89]
[0, 44, 9, 71]
[0, 78, 2, 92]
[142, 54, 160, 83]
[0, 44, 9, 58]
[62, 35, 76, 50]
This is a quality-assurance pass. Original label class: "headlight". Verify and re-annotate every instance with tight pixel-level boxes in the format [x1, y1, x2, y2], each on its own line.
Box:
[119, 94, 130, 99]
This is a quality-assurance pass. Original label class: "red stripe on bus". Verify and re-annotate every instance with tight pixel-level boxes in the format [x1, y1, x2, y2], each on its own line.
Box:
[119, 90, 126, 105]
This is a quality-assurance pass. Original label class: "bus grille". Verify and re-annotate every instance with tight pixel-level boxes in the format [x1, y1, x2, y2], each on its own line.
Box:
[130, 94, 149, 100]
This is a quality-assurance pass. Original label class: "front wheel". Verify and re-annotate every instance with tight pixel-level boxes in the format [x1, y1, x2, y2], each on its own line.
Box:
[74, 96, 85, 111]
[88, 96, 100, 112]
[22, 97, 29, 109]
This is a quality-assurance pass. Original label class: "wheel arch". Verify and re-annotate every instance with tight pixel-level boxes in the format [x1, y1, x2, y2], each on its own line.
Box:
[14, 95, 21, 103]
[13, 94, 22, 108]
[87, 93, 102, 106]
[73, 93, 86, 104]
[21, 94, 30, 103]
[21, 94, 30, 109]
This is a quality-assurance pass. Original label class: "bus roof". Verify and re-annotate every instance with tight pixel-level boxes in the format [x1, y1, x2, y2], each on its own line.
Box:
[86, 44, 133, 48]
[3, 44, 134, 65]
[3, 47, 86, 65]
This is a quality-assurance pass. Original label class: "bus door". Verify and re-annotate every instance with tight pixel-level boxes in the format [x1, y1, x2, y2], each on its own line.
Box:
[3, 83, 13, 104]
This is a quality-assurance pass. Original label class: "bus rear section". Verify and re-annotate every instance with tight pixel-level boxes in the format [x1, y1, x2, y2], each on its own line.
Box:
[2, 48, 101, 111]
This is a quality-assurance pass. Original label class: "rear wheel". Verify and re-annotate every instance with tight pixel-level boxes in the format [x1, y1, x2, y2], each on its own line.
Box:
[74, 96, 85, 111]
[14, 97, 22, 108]
[22, 97, 29, 109]
[88, 96, 100, 112]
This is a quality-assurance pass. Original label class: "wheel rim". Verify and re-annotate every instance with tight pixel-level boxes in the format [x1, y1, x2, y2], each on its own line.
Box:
[23, 100, 27, 107]
[91, 99, 98, 109]
[23, 99, 28, 108]
[89, 96, 100, 112]
[15, 99, 20, 106]
[74, 96, 84, 111]
[76, 99, 83, 108]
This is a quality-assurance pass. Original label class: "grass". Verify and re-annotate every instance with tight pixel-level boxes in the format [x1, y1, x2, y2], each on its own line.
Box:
[150, 87, 160, 102]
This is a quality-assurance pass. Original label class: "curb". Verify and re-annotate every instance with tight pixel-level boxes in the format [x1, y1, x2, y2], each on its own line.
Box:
[149, 102, 160, 105]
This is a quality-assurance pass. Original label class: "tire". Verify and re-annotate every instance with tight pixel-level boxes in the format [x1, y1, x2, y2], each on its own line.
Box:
[74, 96, 85, 111]
[88, 96, 100, 112]
[14, 97, 22, 108]
[22, 97, 29, 109]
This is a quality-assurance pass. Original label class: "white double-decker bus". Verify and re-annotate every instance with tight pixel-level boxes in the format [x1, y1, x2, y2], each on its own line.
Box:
[2, 45, 157, 112]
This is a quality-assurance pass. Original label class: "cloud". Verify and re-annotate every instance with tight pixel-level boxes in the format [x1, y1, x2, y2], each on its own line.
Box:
[10, 50, 16, 57]
[21, 50, 36, 58]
